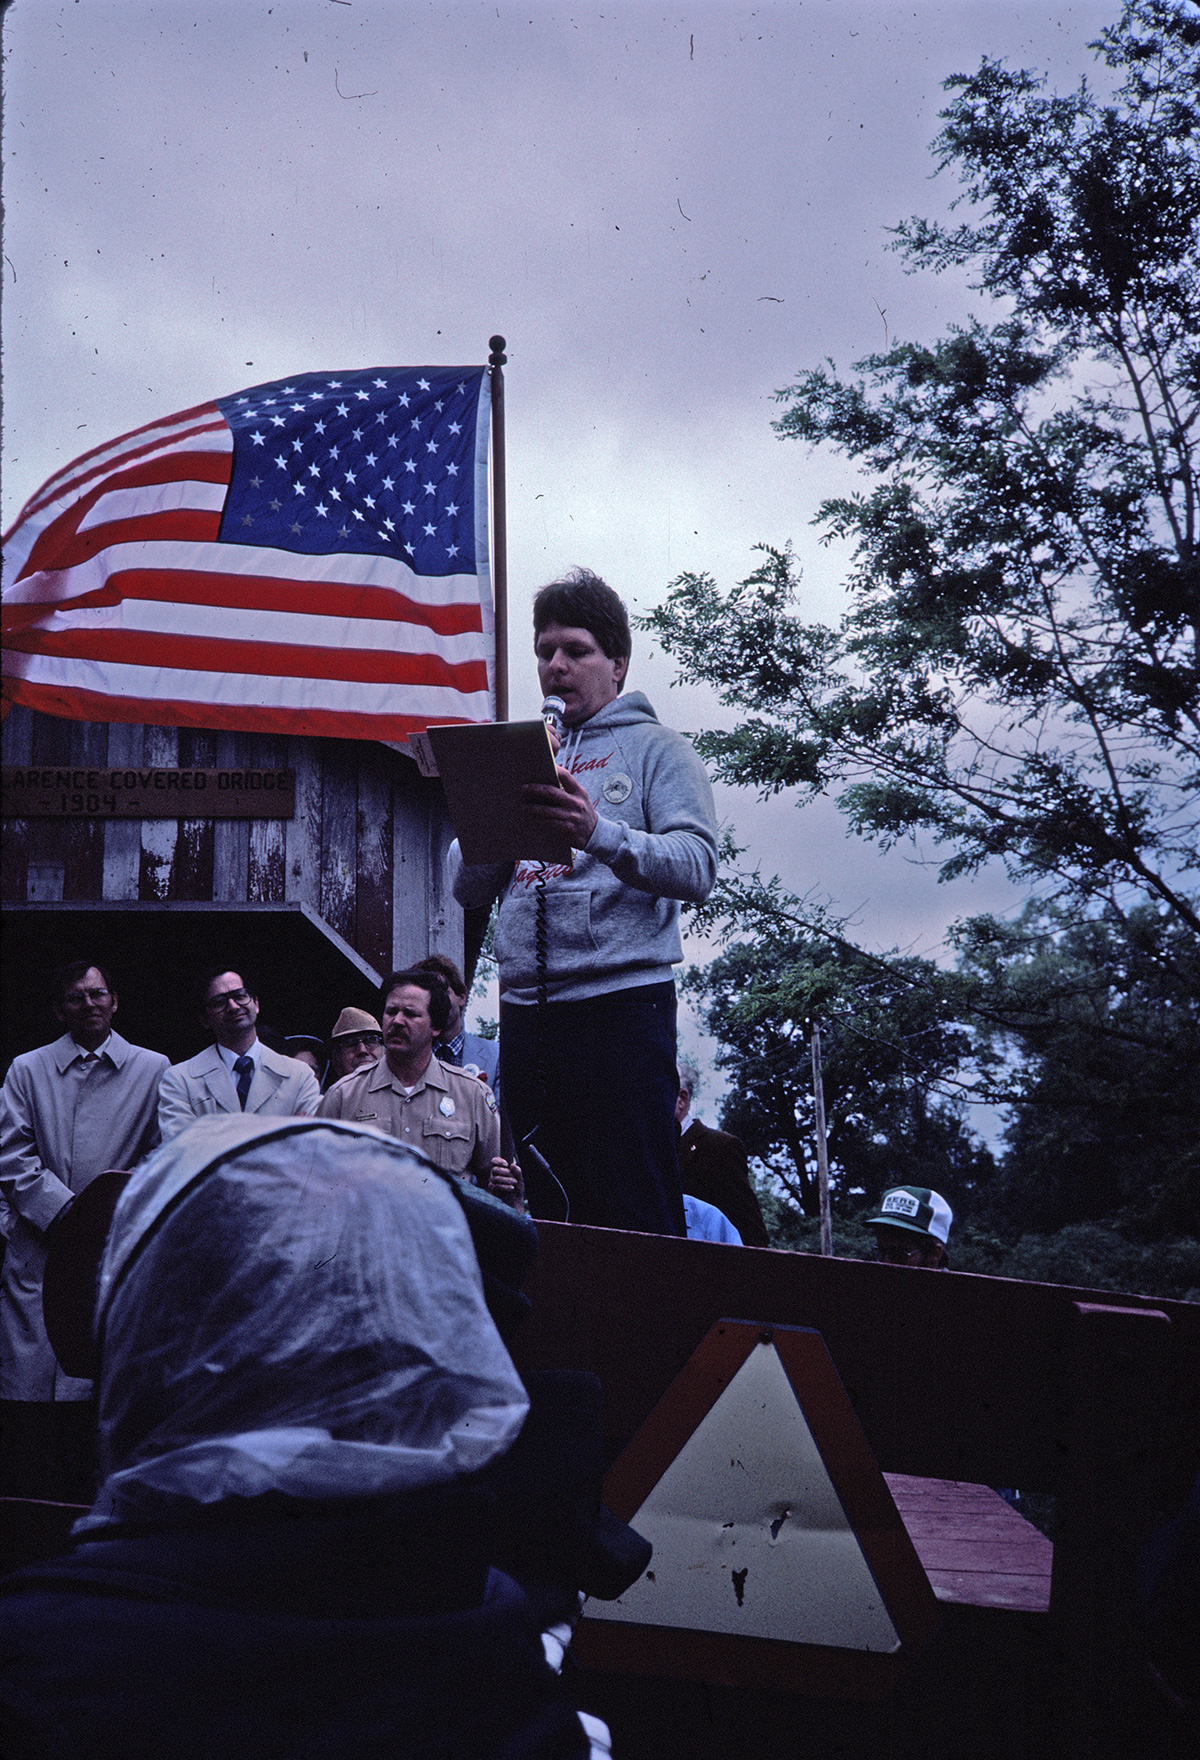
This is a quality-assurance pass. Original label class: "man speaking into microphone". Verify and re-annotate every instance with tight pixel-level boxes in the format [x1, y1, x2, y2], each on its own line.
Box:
[449, 569, 718, 1235]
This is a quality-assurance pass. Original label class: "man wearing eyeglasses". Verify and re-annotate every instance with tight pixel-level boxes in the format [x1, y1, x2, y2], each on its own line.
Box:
[866, 1186, 954, 1269]
[326, 1007, 386, 1087]
[0, 960, 169, 1497]
[158, 966, 321, 1142]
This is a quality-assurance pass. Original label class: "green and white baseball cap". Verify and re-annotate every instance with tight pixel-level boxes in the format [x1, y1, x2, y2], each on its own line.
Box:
[865, 1186, 953, 1245]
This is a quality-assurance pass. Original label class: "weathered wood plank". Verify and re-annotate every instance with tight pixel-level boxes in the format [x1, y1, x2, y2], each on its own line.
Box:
[62, 722, 107, 899]
[138, 726, 180, 900]
[212, 732, 250, 900]
[102, 723, 143, 899]
[284, 737, 322, 908]
[426, 779, 461, 963]
[355, 742, 393, 975]
[27, 714, 72, 902]
[247, 735, 286, 903]
[0, 705, 34, 900]
[173, 727, 217, 899]
[892, 1512, 1046, 1540]
[320, 739, 357, 945]
[25, 862, 66, 902]
[391, 759, 430, 969]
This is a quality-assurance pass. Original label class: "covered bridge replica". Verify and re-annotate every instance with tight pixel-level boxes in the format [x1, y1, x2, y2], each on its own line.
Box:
[0, 710, 466, 1067]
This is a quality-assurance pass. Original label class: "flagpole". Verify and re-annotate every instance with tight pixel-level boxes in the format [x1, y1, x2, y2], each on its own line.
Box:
[489, 335, 509, 722]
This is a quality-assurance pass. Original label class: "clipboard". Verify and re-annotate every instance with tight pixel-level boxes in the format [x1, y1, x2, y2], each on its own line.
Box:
[425, 720, 574, 865]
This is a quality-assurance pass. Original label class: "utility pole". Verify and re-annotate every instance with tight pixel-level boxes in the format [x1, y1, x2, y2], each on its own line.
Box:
[811, 1024, 832, 1256]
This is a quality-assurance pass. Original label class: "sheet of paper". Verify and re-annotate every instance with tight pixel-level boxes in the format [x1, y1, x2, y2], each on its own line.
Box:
[426, 721, 573, 865]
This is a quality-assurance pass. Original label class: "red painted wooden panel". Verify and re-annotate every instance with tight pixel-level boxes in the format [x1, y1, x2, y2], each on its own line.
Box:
[884, 1476, 1053, 1613]
[511, 1224, 1200, 1499]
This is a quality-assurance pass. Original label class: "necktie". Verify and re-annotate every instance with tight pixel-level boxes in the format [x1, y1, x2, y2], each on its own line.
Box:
[234, 1054, 254, 1110]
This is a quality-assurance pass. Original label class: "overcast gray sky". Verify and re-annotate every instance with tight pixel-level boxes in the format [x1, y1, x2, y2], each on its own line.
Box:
[2, 0, 1119, 1027]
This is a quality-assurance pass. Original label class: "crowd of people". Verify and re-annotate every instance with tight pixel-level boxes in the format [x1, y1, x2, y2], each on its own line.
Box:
[0, 944, 779, 1490]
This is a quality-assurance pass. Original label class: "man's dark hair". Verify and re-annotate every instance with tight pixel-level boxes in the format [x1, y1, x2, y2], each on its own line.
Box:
[381, 969, 451, 1035]
[532, 567, 632, 674]
[53, 959, 115, 1004]
[193, 965, 259, 1013]
[414, 953, 467, 998]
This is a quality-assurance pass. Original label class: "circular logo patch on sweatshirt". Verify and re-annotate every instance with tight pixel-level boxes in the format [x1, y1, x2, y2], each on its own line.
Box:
[602, 773, 633, 804]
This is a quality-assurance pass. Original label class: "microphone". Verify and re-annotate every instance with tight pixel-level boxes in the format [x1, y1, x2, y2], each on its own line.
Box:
[541, 695, 566, 741]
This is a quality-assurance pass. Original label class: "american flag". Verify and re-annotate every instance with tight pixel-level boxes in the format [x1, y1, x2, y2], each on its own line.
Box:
[1, 365, 495, 740]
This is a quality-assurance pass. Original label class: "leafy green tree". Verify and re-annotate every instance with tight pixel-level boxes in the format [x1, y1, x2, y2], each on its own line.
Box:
[954, 900, 1200, 1233]
[684, 925, 994, 1217]
[645, 0, 1200, 946]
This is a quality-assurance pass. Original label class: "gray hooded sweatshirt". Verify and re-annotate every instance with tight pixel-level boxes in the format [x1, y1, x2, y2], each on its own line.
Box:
[449, 691, 718, 1005]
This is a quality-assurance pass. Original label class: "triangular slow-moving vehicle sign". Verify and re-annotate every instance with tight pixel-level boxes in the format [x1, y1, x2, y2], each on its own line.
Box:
[574, 1320, 940, 1698]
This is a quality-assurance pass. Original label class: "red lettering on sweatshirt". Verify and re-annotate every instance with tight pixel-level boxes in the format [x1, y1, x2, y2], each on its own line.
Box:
[511, 859, 576, 890]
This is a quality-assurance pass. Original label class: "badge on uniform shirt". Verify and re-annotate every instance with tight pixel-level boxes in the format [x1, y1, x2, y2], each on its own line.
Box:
[602, 773, 633, 804]
[439, 1095, 456, 1117]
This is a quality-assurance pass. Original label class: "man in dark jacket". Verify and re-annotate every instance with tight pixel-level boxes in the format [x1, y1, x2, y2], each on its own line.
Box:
[675, 1060, 770, 1248]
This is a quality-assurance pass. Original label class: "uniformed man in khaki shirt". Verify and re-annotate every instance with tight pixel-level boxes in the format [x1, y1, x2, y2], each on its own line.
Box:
[319, 969, 500, 1184]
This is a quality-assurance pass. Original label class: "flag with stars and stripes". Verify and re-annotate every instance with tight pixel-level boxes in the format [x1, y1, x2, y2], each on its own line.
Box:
[2, 365, 495, 740]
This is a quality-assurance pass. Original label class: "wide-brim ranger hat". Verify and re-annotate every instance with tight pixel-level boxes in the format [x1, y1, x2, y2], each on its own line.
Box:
[330, 1006, 382, 1040]
[865, 1186, 953, 1244]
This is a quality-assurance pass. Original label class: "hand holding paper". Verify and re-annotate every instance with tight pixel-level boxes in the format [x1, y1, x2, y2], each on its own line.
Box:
[522, 766, 598, 850]
[425, 721, 573, 864]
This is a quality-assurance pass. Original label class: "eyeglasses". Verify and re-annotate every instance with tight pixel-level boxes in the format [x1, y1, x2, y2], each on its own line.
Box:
[338, 1033, 382, 1049]
[62, 988, 111, 1006]
[875, 1241, 928, 1264]
[206, 988, 253, 1011]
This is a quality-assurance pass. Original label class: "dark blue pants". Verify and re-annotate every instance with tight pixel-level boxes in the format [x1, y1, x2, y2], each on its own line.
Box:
[500, 982, 686, 1236]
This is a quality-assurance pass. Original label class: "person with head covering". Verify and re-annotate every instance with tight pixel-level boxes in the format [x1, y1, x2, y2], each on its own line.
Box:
[325, 1007, 384, 1086]
[282, 1034, 326, 1083]
[866, 1185, 954, 1268]
[0, 1115, 601, 1759]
